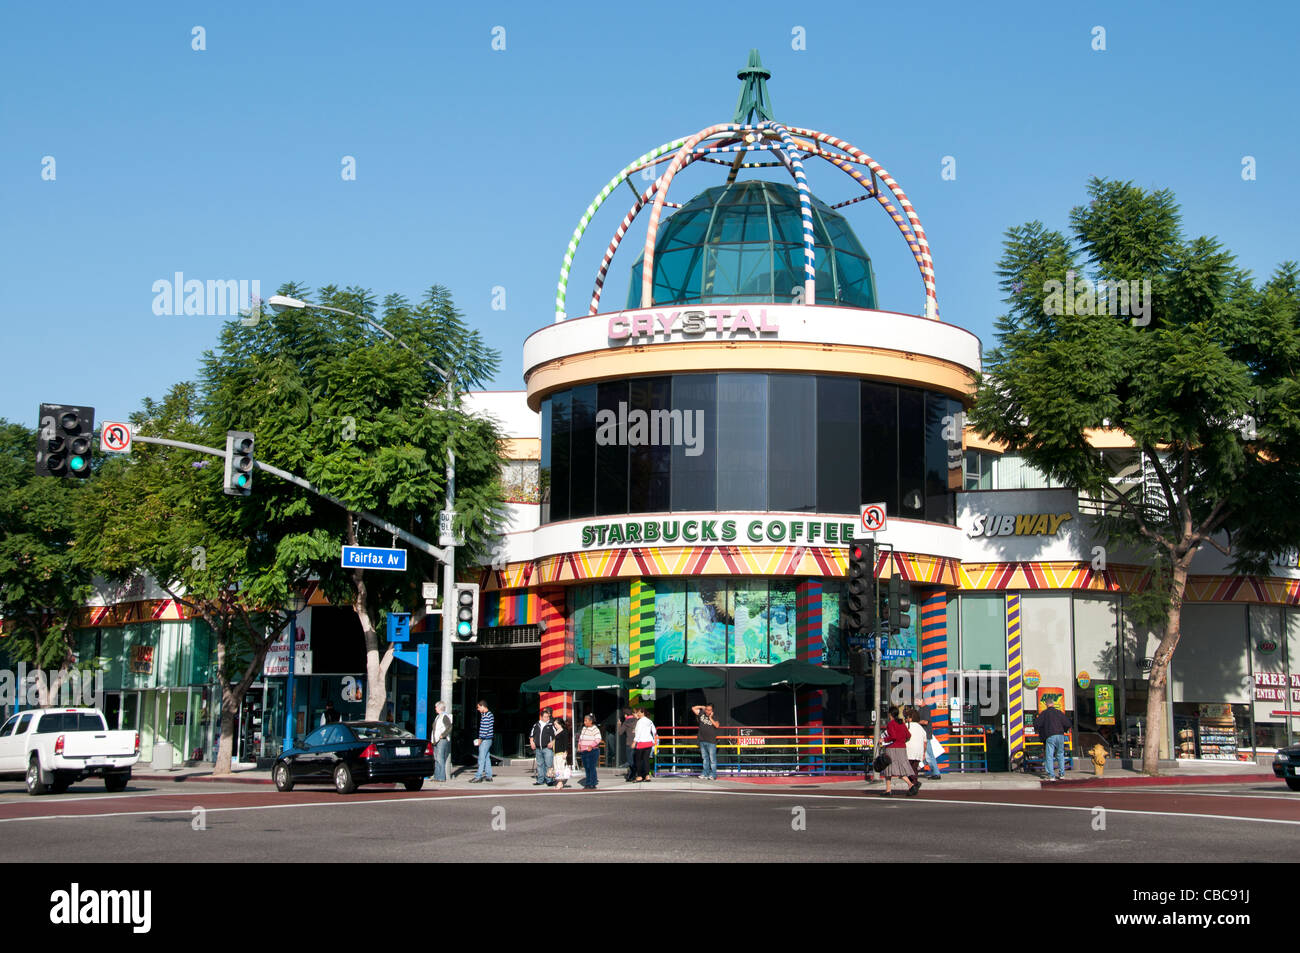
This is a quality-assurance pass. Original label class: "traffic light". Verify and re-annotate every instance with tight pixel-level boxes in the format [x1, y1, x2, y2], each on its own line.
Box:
[223, 431, 255, 496]
[846, 541, 875, 634]
[849, 648, 870, 676]
[888, 576, 913, 630]
[453, 582, 480, 642]
[36, 404, 95, 479]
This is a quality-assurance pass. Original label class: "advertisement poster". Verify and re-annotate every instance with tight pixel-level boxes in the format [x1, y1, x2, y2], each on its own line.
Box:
[1095, 683, 1116, 725]
[654, 581, 686, 662]
[1037, 686, 1066, 712]
[264, 612, 312, 677]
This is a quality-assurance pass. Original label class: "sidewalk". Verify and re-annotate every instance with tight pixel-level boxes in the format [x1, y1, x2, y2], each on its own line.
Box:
[131, 758, 1281, 792]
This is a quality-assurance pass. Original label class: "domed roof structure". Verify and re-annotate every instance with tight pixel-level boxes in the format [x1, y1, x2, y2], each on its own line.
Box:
[553, 50, 939, 322]
[623, 180, 878, 310]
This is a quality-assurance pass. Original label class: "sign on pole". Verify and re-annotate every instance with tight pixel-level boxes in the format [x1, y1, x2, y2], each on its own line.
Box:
[100, 421, 132, 453]
[341, 545, 408, 572]
[855, 502, 887, 538]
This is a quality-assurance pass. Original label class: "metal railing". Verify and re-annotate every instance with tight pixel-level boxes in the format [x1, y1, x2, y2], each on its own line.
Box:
[653, 725, 876, 778]
[942, 725, 989, 773]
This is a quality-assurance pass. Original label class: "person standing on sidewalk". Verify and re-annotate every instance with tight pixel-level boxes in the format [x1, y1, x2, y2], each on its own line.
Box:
[632, 707, 658, 782]
[905, 707, 927, 779]
[917, 705, 942, 780]
[621, 708, 638, 782]
[881, 706, 920, 797]
[470, 700, 494, 783]
[529, 708, 557, 786]
[552, 717, 573, 789]
[1034, 704, 1072, 781]
[431, 700, 453, 782]
[691, 703, 719, 781]
[578, 714, 602, 789]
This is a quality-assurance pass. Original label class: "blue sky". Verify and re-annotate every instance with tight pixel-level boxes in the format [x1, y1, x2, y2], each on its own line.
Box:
[2, 1, 1296, 425]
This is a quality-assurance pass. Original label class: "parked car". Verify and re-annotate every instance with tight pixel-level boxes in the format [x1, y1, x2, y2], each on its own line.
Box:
[272, 721, 434, 794]
[1273, 744, 1300, 791]
[0, 708, 139, 795]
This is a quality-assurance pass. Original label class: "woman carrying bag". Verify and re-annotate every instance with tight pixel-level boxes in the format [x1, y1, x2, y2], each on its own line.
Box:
[552, 717, 573, 789]
[882, 706, 921, 797]
[632, 707, 657, 782]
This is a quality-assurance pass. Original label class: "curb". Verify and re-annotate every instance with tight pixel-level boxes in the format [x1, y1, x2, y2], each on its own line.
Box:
[1043, 772, 1278, 789]
[133, 773, 273, 786]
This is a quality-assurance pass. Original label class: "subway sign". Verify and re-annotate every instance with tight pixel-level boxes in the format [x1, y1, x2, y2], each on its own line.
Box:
[967, 512, 1072, 538]
[580, 516, 858, 548]
[608, 307, 779, 345]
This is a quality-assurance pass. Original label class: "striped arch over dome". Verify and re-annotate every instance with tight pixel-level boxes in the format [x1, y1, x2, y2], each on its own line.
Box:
[553, 121, 939, 322]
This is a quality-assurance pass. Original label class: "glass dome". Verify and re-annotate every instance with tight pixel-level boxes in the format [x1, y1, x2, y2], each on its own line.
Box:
[625, 179, 878, 310]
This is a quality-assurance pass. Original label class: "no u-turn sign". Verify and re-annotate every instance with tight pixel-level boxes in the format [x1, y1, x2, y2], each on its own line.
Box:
[856, 502, 887, 538]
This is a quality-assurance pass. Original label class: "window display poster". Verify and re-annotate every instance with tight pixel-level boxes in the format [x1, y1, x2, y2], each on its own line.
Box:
[1095, 683, 1116, 725]
[1037, 687, 1066, 712]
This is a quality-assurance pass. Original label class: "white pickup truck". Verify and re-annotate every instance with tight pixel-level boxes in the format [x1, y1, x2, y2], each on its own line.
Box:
[0, 708, 139, 795]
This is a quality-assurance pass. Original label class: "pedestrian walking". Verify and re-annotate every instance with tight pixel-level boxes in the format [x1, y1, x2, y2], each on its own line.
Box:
[552, 717, 573, 789]
[632, 707, 657, 782]
[691, 703, 719, 781]
[905, 707, 926, 778]
[529, 707, 558, 786]
[323, 701, 341, 724]
[431, 700, 453, 782]
[881, 706, 920, 797]
[1034, 704, 1072, 781]
[578, 714, 602, 789]
[621, 707, 638, 782]
[470, 700, 494, 783]
[917, 705, 942, 780]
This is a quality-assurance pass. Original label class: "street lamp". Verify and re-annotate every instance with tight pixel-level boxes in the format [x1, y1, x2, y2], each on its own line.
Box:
[265, 294, 459, 738]
[284, 589, 308, 754]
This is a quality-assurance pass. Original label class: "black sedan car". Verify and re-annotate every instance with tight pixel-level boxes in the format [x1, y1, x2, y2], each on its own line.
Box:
[273, 721, 434, 794]
[1273, 744, 1300, 791]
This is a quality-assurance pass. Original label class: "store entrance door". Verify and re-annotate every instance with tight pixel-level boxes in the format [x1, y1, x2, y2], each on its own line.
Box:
[950, 670, 1009, 771]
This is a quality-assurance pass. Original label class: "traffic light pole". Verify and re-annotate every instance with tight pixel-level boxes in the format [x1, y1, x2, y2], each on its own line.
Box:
[872, 545, 894, 762]
[128, 435, 449, 563]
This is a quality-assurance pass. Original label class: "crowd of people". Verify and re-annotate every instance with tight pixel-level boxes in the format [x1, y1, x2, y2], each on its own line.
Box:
[425, 699, 952, 791]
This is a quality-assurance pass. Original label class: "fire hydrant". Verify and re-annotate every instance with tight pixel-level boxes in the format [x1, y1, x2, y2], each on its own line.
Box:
[1088, 743, 1109, 778]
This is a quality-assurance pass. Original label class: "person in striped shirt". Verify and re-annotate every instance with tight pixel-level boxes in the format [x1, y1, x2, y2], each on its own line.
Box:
[470, 700, 495, 783]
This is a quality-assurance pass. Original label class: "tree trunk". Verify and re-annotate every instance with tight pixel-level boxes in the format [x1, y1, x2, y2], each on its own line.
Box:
[213, 629, 235, 775]
[346, 513, 387, 721]
[1142, 561, 1190, 776]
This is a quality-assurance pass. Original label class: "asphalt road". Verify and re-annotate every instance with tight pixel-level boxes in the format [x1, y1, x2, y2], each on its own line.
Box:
[0, 779, 1295, 862]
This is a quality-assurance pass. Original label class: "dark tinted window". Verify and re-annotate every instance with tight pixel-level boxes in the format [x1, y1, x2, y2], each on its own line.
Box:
[898, 387, 925, 517]
[0, 717, 15, 738]
[717, 375, 767, 510]
[303, 727, 329, 747]
[925, 393, 959, 524]
[817, 376, 859, 514]
[595, 381, 629, 515]
[35, 712, 105, 733]
[671, 375, 717, 512]
[769, 376, 816, 512]
[570, 384, 597, 518]
[861, 382, 898, 515]
[540, 396, 552, 523]
[628, 377, 671, 513]
[550, 391, 571, 522]
[350, 723, 414, 740]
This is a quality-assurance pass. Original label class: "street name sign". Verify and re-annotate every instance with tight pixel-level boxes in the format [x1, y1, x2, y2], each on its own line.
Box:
[341, 545, 408, 572]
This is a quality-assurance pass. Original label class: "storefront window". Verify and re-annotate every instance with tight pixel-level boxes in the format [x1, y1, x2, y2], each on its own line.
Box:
[768, 375, 816, 512]
[960, 595, 1005, 670]
[717, 375, 767, 511]
[821, 580, 846, 667]
[730, 580, 770, 664]
[687, 581, 730, 664]
[654, 581, 687, 662]
[596, 381, 630, 515]
[769, 581, 798, 663]
[569, 383, 597, 518]
[1250, 604, 1286, 748]
[1020, 594, 1073, 698]
[670, 375, 715, 512]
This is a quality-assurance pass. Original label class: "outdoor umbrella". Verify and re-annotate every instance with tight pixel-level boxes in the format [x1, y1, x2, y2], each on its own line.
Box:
[520, 662, 626, 753]
[735, 658, 852, 728]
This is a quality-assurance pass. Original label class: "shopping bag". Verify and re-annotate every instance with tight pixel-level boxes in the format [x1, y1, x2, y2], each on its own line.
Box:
[928, 737, 945, 758]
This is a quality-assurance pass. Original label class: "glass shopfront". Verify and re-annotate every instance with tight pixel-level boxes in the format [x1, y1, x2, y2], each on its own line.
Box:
[541, 374, 963, 526]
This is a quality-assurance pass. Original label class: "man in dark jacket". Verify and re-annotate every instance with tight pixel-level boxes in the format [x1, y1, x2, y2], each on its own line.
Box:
[1034, 704, 1072, 781]
[529, 708, 557, 786]
[621, 708, 638, 781]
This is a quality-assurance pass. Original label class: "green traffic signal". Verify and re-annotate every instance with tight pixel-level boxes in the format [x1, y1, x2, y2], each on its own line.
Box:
[69, 455, 87, 472]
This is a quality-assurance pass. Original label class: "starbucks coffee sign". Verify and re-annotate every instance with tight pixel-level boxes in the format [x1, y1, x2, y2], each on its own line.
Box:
[580, 515, 858, 548]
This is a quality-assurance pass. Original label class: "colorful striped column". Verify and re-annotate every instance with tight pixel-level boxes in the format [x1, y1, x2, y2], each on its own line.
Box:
[537, 586, 569, 721]
[919, 591, 949, 771]
[628, 578, 655, 705]
[796, 580, 824, 771]
[1006, 594, 1024, 761]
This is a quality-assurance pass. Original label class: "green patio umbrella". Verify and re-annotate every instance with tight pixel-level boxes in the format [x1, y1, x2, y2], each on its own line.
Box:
[736, 659, 852, 728]
[623, 661, 725, 771]
[521, 662, 626, 693]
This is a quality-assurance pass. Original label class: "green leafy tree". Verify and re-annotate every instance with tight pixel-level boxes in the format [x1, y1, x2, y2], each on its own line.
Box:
[0, 422, 96, 705]
[201, 283, 504, 721]
[971, 178, 1300, 772]
[77, 384, 312, 774]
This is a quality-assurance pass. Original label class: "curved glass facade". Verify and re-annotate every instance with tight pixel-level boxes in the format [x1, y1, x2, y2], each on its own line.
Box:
[540, 373, 963, 525]
[625, 181, 878, 309]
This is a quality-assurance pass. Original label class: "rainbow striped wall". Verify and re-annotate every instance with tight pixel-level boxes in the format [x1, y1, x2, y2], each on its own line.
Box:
[796, 579, 824, 727]
[1006, 594, 1024, 759]
[481, 590, 539, 627]
[629, 578, 655, 703]
[537, 587, 569, 720]
[919, 591, 949, 767]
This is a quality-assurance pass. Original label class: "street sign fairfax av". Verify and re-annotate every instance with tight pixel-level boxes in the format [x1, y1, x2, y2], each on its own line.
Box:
[341, 545, 408, 572]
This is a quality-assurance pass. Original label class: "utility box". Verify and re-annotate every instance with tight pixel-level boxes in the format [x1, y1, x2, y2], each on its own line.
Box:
[151, 741, 175, 771]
